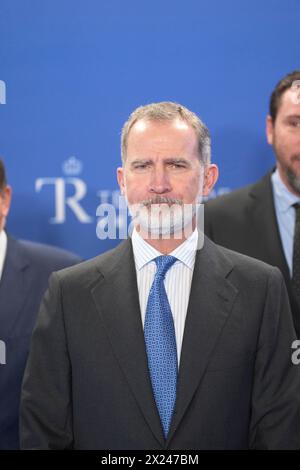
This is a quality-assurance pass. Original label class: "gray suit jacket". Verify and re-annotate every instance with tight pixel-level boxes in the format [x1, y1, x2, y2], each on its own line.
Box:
[20, 236, 300, 449]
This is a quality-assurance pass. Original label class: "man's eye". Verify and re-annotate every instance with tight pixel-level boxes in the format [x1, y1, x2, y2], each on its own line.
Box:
[289, 120, 300, 128]
[169, 163, 186, 169]
[133, 163, 149, 170]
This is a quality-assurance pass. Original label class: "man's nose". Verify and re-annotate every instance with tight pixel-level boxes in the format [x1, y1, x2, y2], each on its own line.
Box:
[148, 168, 172, 194]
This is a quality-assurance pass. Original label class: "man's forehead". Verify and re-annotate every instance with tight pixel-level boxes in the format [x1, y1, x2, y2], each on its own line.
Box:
[125, 118, 199, 161]
[279, 88, 300, 112]
[128, 156, 193, 164]
[127, 119, 198, 152]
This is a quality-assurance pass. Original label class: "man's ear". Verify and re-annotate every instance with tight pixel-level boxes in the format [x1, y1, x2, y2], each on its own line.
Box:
[0, 185, 12, 230]
[1, 185, 12, 217]
[266, 115, 274, 146]
[202, 164, 219, 197]
[117, 167, 125, 195]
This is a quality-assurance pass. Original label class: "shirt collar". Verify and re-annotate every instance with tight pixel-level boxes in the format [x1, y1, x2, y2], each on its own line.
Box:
[0, 229, 8, 281]
[271, 168, 300, 213]
[131, 228, 198, 271]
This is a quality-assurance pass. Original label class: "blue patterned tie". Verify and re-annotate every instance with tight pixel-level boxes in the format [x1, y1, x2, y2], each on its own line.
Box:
[144, 255, 178, 438]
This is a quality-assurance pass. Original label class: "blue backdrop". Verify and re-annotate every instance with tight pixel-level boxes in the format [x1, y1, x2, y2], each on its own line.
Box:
[0, 0, 299, 259]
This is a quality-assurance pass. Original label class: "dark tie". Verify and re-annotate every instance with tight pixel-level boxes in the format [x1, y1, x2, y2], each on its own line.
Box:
[292, 203, 300, 306]
[144, 255, 178, 438]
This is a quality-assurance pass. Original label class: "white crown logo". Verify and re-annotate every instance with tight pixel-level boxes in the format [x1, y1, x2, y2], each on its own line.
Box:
[62, 157, 83, 176]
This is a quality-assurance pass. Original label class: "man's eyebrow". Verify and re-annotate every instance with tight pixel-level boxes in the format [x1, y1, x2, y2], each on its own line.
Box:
[285, 114, 300, 119]
[164, 158, 190, 164]
[130, 159, 153, 165]
[129, 157, 191, 166]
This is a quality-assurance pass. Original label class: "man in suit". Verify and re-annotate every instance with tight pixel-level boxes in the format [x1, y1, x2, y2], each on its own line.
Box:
[0, 160, 81, 449]
[204, 70, 300, 336]
[21, 102, 300, 449]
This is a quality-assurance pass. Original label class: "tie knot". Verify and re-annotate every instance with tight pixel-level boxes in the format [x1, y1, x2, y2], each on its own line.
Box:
[154, 255, 177, 280]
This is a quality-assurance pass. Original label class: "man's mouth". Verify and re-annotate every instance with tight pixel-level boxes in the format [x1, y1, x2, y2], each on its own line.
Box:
[140, 196, 183, 208]
[291, 155, 300, 164]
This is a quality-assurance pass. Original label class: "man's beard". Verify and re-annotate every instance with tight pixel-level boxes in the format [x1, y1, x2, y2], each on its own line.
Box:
[285, 156, 300, 195]
[127, 196, 199, 238]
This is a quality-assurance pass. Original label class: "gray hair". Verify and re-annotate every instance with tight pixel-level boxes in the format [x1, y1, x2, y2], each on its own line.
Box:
[121, 101, 211, 165]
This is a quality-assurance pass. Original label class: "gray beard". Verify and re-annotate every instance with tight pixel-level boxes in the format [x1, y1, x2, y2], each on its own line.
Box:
[286, 167, 300, 195]
[128, 196, 197, 237]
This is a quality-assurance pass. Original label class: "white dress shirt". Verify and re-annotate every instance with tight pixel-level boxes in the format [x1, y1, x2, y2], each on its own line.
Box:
[0, 230, 7, 281]
[131, 228, 198, 365]
[271, 169, 300, 278]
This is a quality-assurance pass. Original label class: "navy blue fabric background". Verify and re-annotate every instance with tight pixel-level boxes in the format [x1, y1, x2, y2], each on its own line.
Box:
[0, 0, 299, 259]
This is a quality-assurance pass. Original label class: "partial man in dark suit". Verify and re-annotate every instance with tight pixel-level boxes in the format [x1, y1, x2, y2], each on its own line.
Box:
[204, 70, 300, 336]
[0, 160, 81, 449]
[21, 102, 300, 449]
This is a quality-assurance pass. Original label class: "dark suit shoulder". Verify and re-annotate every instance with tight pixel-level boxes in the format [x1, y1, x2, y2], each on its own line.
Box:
[205, 184, 252, 213]
[219, 241, 278, 272]
[15, 238, 81, 271]
[213, 239, 282, 283]
[54, 240, 130, 288]
[205, 171, 272, 216]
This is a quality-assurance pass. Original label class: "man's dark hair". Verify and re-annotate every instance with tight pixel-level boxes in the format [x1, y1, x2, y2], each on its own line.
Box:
[269, 70, 300, 121]
[0, 160, 7, 190]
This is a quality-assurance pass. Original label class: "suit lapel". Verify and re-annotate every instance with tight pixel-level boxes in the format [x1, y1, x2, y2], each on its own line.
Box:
[247, 171, 290, 285]
[166, 237, 238, 446]
[249, 171, 300, 333]
[91, 239, 165, 447]
[91, 237, 239, 447]
[0, 235, 30, 336]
